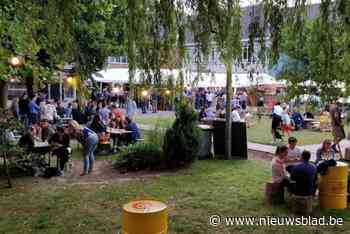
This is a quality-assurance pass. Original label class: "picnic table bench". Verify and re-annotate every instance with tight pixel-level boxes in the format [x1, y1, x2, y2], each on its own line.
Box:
[106, 127, 132, 152]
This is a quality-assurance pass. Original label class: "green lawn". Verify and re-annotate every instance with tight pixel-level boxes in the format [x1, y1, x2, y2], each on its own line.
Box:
[135, 113, 175, 129]
[134, 114, 336, 146]
[247, 117, 336, 146]
[1, 159, 350, 234]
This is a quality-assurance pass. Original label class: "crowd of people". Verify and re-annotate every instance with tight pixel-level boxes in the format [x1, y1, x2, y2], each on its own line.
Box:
[7, 92, 142, 177]
[271, 101, 346, 152]
[193, 88, 254, 126]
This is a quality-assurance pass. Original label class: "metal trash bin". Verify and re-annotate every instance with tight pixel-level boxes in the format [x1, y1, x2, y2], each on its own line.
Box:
[198, 124, 213, 160]
[212, 119, 247, 159]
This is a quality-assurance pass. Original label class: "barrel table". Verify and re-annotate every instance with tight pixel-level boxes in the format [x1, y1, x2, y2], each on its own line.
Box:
[122, 199, 168, 234]
[319, 162, 348, 209]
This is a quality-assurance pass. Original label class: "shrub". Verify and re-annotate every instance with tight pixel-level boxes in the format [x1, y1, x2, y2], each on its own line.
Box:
[113, 142, 164, 171]
[114, 125, 166, 172]
[163, 103, 202, 168]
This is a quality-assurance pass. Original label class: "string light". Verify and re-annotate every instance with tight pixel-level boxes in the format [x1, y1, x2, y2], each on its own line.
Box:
[9, 56, 21, 67]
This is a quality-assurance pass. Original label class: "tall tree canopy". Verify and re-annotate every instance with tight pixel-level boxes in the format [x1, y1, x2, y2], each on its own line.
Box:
[0, 0, 126, 105]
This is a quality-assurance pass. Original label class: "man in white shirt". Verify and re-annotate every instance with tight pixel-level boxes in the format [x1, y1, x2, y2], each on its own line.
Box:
[231, 106, 241, 122]
[273, 102, 283, 117]
[41, 100, 57, 122]
[271, 102, 283, 143]
[206, 91, 214, 107]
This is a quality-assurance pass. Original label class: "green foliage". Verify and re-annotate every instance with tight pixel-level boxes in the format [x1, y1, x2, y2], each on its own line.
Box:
[114, 125, 166, 171]
[277, 0, 349, 102]
[0, 109, 24, 157]
[147, 124, 167, 148]
[0, 0, 126, 84]
[113, 142, 164, 171]
[163, 103, 201, 168]
[72, 1, 126, 80]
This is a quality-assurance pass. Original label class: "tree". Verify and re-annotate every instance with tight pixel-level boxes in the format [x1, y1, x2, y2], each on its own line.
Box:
[0, 0, 126, 106]
[186, 0, 242, 159]
[272, 0, 349, 102]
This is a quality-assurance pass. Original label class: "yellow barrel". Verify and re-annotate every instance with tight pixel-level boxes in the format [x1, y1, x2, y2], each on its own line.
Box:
[122, 199, 168, 234]
[319, 162, 348, 209]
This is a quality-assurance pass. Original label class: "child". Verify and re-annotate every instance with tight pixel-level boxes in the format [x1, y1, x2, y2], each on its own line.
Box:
[281, 106, 292, 137]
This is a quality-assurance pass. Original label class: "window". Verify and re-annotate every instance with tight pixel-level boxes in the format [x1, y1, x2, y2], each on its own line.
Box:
[108, 56, 128, 64]
[242, 46, 249, 62]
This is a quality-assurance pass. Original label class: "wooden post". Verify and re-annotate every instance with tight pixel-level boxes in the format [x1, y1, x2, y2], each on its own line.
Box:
[3, 153, 12, 188]
[0, 80, 8, 109]
[225, 63, 233, 160]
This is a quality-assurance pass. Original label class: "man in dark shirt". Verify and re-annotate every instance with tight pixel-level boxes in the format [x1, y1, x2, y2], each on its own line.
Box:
[290, 150, 317, 196]
[49, 126, 71, 176]
[18, 93, 30, 127]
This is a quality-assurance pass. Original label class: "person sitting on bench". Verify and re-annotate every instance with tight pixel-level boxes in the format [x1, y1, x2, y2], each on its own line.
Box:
[18, 127, 36, 153]
[289, 150, 317, 196]
[272, 145, 289, 186]
[49, 126, 71, 176]
[125, 117, 141, 143]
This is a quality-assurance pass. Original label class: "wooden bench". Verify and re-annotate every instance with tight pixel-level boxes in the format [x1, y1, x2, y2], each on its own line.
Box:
[265, 182, 285, 205]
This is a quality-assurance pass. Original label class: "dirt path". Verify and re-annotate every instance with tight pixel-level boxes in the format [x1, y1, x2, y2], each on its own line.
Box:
[49, 159, 179, 186]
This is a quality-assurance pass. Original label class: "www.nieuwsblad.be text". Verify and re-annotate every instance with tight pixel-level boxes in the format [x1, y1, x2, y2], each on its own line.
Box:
[209, 215, 344, 227]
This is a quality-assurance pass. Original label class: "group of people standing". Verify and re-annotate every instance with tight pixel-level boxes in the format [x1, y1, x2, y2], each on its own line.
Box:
[271, 101, 346, 156]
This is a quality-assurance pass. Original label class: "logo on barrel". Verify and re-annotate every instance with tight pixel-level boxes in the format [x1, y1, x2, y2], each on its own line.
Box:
[331, 183, 347, 193]
[132, 201, 153, 210]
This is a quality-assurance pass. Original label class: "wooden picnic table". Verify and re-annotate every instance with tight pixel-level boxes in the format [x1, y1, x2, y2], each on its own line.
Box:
[106, 127, 132, 152]
[303, 118, 315, 129]
[106, 127, 132, 135]
[33, 141, 61, 168]
[198, 124, 214, 131]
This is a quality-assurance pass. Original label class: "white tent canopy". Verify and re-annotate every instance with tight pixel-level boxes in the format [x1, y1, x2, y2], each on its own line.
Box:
[188, 72, 285, 88]
[93, 68, 284, 88]
[93, 68, 131, 83]
[92, 68, 184, 84]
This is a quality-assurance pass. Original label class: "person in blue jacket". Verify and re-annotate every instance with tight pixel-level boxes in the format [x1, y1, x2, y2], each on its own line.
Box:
[125, 117, 141, 143]
[69, 120, 99, 176]
[28, 95, 40, 125]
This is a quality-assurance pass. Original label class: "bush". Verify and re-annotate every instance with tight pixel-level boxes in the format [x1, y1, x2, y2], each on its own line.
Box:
[114, 125, 166, 172]
[163, 103, 202, 168]
[113, 142, 164, 171]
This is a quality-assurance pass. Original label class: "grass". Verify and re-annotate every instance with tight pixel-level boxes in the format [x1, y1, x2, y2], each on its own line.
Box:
[247, 117, 337, 146]
[135, 113, 175, 129]
[1, 159, 350, 234]
[134, 113, 336, 146]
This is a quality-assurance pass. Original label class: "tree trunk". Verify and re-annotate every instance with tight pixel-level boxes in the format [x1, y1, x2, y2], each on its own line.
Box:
[4, 153, 12, 188]
[179, 69, 184, 103]
[25, 76, 34, 97]
[0, 80, 8, 109]
[225, 63, 233, 160]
